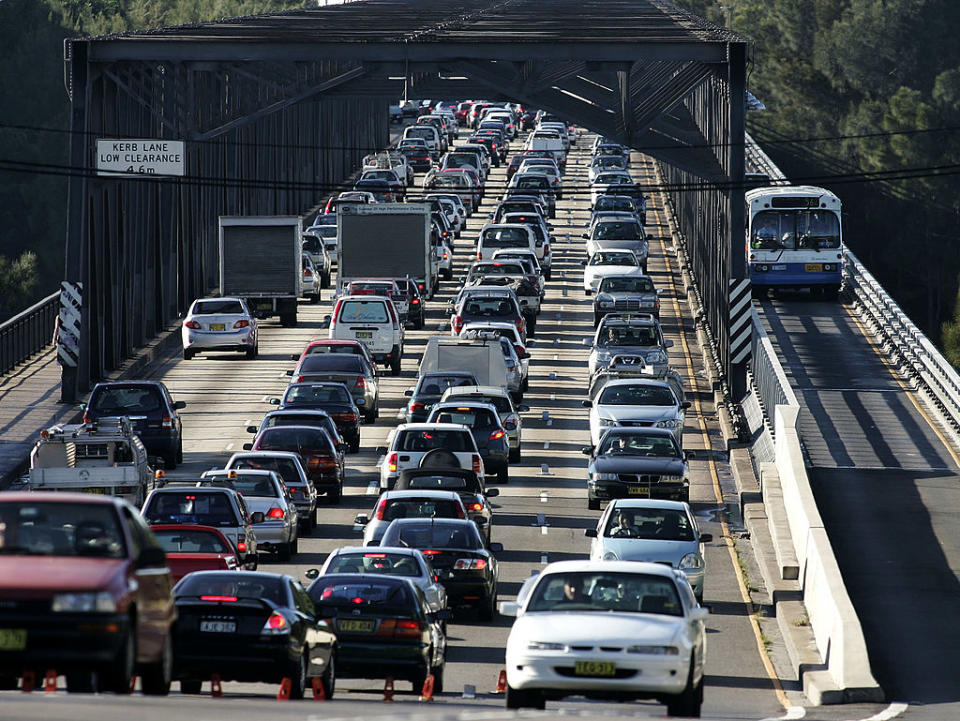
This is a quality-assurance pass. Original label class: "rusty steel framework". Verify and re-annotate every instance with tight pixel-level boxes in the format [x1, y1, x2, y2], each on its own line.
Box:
[61, 0, 747, 401]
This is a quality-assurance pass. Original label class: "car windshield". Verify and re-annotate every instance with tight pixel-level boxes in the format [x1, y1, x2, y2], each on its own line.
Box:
[382, 520, 481, 550]
[591, 252, 637, 266]
[284, 384, 352, 405]
[416, 374, 477, 396]
[599, 277, 654, 293]
[144, 492, 237, 527]
[0, 502, 126, 558]
[598, 326, 659, 347]
[751, 209, 841, 250]
[256, 427, 331, 452]
[193, 300, 244, 315]
[327, 552, 422, 577]
[338, 300, 389, 323]
[176, 572, 285, 605]
[154, 528, 233, 554]
[594, 222, 642, 240]
[599, 384, 675, 406]
[597, 433, 680, 457]
[595, 197, 636, 213]
[90, 385, 162, 414]
[526, 572, 683, 616]
[597, 174, 631, 185]
[604, 508, 694, 541]
[309, 579, 413, 615]
[230, 457, 302, 485]
[396, 430, 472, 452]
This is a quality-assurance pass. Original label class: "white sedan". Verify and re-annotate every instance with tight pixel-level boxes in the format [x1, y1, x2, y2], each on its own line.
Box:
[182, 296, 258, 360]
[583, 249, 644, 294]
[500, 560, 707, 715]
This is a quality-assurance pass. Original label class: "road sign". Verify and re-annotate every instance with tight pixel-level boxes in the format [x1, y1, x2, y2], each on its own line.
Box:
[96, 139, 185, 177]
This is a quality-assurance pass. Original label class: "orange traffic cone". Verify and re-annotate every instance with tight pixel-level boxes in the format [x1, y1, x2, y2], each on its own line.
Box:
[21, 670, 35, 693]
[384, 676, 395, 703]
[419, 673, 435, 702]
[210, 673, 223, 698]
[495, 669, 507, 694]
[277, 677, 292, 701]
[128, 674, 137, 694]
[43, 670, 57, 693]
[311, 677, 326, 701]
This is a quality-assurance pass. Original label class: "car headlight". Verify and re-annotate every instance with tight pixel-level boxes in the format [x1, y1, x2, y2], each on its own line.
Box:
[51, 591, 117, 613]
[528, 641, 566, 651]
[598, 299, 613, 309]
[602, 551, 618, 561]
[640, 300, 655, 308]
[645, 351, 667, 364]
[680, 553, 704, 570]
[595, 350, 611, 361]
[594, 472, 619, 481]
[656, 419, 680, 429]
[660, 474, 685, 483]
[598, 417, 615, 427]
[626, 645, 679, 655]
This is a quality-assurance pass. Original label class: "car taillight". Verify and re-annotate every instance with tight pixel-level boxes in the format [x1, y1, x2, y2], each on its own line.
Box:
[331, 301, 341, 324]
[489, 430, 506, 441]
[288, 486, 300, 495]
[468, 502, 483, 512]
[472, 454, 482, 474]
[454, 558, 487, 570]
[412, 297, 420, 305]
[332, 412, 358, 423]
[237, 541, 247, 553]
[303, 268, 313, 277]
[295, 375, 305, 384]
[184, 320, 201, 329]
[308, 455, 336, 471]
[355, 376, 366, 389]
[504, 415, 518, 430]
[82, 412, 92, 425]
[418, 282, 425, 291]
[233, 319, 250, 329]
[477, 251, 482, 260]
[515, 317, 525, 333]
[515, 346, 525, 357]
[387, 453, 398, 474]
[261, 612, 290, 635]
[422, 549, 442, 556]
[453, 316, 463, 333]
[543, 243, 550, 256]
[266, 507, 285, 519]
[200, 595, 237, 602]
[393, 619, 422, 638]
[161, 415, 173, 429]
[374, 497, 388, 520]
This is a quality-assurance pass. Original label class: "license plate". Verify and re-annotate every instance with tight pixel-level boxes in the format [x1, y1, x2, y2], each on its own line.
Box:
[81, 487, 107, 495]
[0, 629, 26, 651]
[627, 486, 650, 496]
[209, 323, 226, 331]
[338, 619, 374, 633]
[805, 264, 822, 272]
[574, 660, 616, 677]
[355, 331, 373, 339]
[199, 620, 236, 633]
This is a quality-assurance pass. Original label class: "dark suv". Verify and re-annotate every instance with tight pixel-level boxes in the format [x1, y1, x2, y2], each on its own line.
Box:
[83, 381, 185, 469]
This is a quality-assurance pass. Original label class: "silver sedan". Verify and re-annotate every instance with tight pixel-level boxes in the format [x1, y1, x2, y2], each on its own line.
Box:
[181, 296, 258, 360]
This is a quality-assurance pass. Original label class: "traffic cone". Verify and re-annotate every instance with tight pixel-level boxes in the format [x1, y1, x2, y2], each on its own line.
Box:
[43, 670, 57, 693]
[311, 677, 326, 701]
[383, 676, 395, 703]
[210, 673, 223, 698]
[419, 673, 435, 702]
[128, 674, 137, 694]
[277, 677, 292, 701]
[495, 669, 507, 694]
[21, 670, 35, 693]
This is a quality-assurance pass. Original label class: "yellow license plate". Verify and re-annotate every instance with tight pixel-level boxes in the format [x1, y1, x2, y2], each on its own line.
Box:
[209, 323, 226, 331]
[0, 629, 27, 651]
[339, 619, 374, 633]
[574, 660, 616, 677]
[805, 264, 822, 272]
[627, 486, 650, 496]
[81, 487, 107, 495]
[355, 331, 373, 339]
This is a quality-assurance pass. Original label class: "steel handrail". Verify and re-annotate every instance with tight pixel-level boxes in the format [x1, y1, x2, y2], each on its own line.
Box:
[0, 291, 60, 375]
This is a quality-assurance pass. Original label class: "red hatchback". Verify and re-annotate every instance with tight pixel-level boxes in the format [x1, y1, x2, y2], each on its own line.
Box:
[0, 493, 176, 694]
[150, 525, 240, 584]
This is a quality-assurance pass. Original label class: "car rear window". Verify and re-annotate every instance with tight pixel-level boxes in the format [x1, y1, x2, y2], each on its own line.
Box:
[0, 501, 126, 558]
[209, 474, 278, 498]
[193, 300, 244, 315]
[396, 429, 472, 452]
[326, 552, 421, 576]
[300, 355, 363, 372]
[230, 457, 302, 485]
[256, 427, 333, 452]
[381, 498, 461, 522]
[338, 300, 389, 323]
[154, 528, 233, 554]
[283, 383, 352, 405]
[176, 572, 285, 605]
[380, 520, 481, 550]
[599, 277, 654, 293]
[432, 407, 498, 428]
[305, 344, 361, 357]
[416, 374, 477, 395]
[144, 492, 238, 527]
[90, 385, 162, 414]
[514, 176, 550, 190]
[309, 578, 414, 615]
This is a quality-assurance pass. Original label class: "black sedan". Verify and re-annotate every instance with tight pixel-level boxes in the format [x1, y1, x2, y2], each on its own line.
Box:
[403, 371, 479, 423]
[393, 468, 499, 544]
[582, 428, 695, 509]
[379, 518, 501, 621]
[307, 573, 449, 693]
[273, 381, 363, 453]
[172, 571, 336, 699]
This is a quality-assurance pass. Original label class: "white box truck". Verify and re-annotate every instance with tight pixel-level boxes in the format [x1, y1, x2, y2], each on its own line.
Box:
[418, 337, 509, 389]
[219, 216, 303, 327]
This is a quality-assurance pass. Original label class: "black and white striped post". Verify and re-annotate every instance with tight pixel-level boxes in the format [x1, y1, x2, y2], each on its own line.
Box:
[729, 278, 751, 400]
[57, 281, 83, 370]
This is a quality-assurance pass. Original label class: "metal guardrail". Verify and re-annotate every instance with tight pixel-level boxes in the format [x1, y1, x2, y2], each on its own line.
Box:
[0, 291, 59, 376]
[750, 308, 800, 433]
[845, 251, 960, 430]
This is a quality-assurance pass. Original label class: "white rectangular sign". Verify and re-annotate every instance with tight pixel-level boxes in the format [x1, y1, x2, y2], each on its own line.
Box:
[96, 139, 185, 177]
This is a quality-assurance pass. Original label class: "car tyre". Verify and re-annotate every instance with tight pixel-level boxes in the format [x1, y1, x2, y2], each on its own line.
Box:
[163, 451, 178, 471]
[411, 665, 429, 694]
[277, 539, 291, 562]
[245, 344, 257, 359]
[666, 657, 702, 717]
[506, 684, 543, 710]
[141, 634, 172, 696]
[431, 662, 445, 695]
[588, 497, 601, 511]
[288, 652, 307, 700]
[179, 679, 202, 695]
[544, 268, 552, 281]
[104, 627, 135, 694]
[363, 409, 377, 424]
[414, 315, 425, 330]
[327, 483, 342, 505]
[497, 465, 509, 484]
[509, 446, 521, 463]
[183, 348, 195, 360]
[478, 588, 497, 622]
[320, 653, 336, 699]
[350, 438, 361, 453]
[594, 313, 602, 327]
[390, 351, 402, 377]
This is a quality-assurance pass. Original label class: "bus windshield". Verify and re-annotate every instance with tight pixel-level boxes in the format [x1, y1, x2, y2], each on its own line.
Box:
[751, 210, 840, 251]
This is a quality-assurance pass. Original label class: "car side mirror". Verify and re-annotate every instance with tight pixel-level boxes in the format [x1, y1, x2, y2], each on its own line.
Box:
[251, 511, 265, 524]
[516, 404, 530, 412]
[690, 607, 709, 621]
[700, 533, 713, 543]
[498, 601, 520, 617]
[246, 425, 257, 433]
[518, 351, 531, 360]
[79, 402, 87, 411]
[581, 446, 594, 455]
[137, 546, 166, 568]
[488, 542, 503, 553]
[356, 397, 366, 406]
[404, 389, 414, 397]
[581, 260, 588, 266]
[581, 233, 589, 239]
[682, 401, 692, 409]
[290, 353, 299, 361]
[584, 529, 598, 538]
[338, 443, 349, 453]
[269, 398, 280, 405]
[242, 443, 253, 451]
[355, 514, 370, 525]
[684, 450, 696, 461]
[485, 488, 499, 498]
[285, 370, 294, 377]
[174, 401, 186, 410]
[322, 315, 332, 329]
[581, 400, 592, 408]
[665, 340, 674, 348]
[304, 568, 320, 580]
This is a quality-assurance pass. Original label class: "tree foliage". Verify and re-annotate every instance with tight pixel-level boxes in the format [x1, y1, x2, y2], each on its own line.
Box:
[0, 251, 40, 319]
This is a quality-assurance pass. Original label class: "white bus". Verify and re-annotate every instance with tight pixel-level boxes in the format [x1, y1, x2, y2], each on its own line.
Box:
[746, 185, 843, 298]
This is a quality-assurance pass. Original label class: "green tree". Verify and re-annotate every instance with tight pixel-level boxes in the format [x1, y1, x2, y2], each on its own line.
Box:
[0, 251, 39, 317]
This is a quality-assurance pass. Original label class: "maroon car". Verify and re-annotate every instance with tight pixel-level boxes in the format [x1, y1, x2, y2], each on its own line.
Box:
[150, 525, 240, 584]
[249, 425, 344, 504]
[0, 493, 176, 694]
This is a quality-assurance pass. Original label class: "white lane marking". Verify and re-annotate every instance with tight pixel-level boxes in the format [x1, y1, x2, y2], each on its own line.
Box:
[541, 526, 548, 535]
[760, 707, 805, 721]
[846, 703, 909, 721]
[540, 490, 548, 503]
[541, 554, 548, 564]
[543, 441, 550, 449]
[225, 443, 234, 451]
[553, 354, 559, 361]
[243, 419, 251, 427]
[550, 394, 556, 401]
[260, 395, 270, 402]
[366, 481, 379, 495]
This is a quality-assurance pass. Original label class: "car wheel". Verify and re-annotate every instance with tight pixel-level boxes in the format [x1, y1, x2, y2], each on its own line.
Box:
[415, 315, 425, 330]
[320, 652, 336, 699]
[544, 268, 552, 281]
[327, 483, 342, 505]
[497, 465, 509, 484]
[478, 588, 497, 622]
[350, 439, 361, 453]
[509, 446, 521, 463]
[277, 538, 291, 562]
[588, 497, 601, 511]
[309, 293, 320, 305]
[520, 376, 529, 393]
[666, 657, 702, 717]
[179, 679, 202, 695]
[364, 409, 377, 424]
[390, 351, 402, 376]
[177, 440, 184, 464]
[288, 652, 307, 700]
[506, 684, 543, 710]
[431, 661, 444, 695]
[410, 665, 429, 694]
[183, 348, 195, 360]
[140, 634, 172, 696]
[245, 344, 256, 359]
[103, 627, 135, 694]
[163, 451, 177, 471]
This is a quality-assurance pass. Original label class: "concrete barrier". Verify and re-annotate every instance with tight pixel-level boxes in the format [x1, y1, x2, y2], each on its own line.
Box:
[774, 405, 882, 701]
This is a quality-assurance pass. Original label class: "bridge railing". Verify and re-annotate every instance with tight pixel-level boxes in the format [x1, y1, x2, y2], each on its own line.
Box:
[0, 291, 59, 376]
[845, 250, 960, 431]
[750, 307, 800, 432]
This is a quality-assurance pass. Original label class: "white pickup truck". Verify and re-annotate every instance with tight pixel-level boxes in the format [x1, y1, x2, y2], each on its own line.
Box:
[28, 417, 155, 507]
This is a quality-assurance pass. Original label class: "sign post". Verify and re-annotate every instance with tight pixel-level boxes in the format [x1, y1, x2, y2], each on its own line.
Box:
[96, 139, 185, 177]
